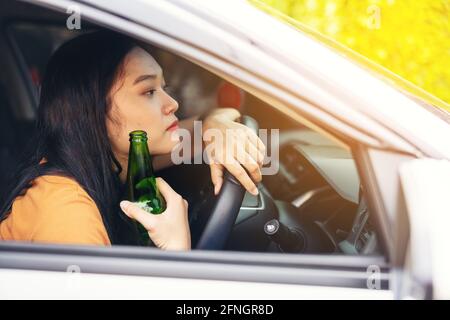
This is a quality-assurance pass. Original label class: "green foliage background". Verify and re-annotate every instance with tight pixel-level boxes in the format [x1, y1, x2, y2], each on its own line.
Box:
[256, 0, 450, 109]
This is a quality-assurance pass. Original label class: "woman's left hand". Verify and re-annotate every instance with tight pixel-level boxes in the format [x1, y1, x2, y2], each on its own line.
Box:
[202, 108, 265, 196]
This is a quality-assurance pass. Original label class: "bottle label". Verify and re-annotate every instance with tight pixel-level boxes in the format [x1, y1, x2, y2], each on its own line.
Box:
[134, 201, 154, 213]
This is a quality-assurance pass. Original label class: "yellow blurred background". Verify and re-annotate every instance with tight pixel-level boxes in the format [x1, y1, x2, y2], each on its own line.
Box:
[251, 0, 450, 111]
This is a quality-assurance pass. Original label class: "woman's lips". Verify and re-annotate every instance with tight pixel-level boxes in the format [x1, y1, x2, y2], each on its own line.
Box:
[166, 120, 179, 131]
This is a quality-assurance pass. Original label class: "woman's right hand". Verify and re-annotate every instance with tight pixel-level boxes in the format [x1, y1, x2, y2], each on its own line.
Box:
[120, 177, 191, 251]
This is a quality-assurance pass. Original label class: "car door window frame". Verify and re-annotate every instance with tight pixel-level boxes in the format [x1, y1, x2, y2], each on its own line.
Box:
[0, 241, 389, 290]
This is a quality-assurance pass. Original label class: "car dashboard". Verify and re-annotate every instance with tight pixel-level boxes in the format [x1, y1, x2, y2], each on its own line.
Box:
[226, 129, 380, 256]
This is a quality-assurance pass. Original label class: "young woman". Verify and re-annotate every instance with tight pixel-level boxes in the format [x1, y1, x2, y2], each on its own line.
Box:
[0, 31, 264, 250]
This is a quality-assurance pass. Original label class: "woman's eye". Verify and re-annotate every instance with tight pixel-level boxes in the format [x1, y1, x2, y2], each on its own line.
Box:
[145, 89, 157, 97]
[145, 84, 170, 97]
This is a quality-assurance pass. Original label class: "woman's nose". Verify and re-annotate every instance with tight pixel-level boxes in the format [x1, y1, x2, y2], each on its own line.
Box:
[162, 92, 179, 115]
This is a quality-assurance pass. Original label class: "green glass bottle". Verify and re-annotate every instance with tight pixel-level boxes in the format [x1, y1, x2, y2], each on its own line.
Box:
[126, 130, 166, 245]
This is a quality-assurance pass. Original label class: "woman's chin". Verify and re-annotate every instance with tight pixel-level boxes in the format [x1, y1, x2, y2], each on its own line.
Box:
[160, 132, 180, 153]
[167, 130, 181, 143]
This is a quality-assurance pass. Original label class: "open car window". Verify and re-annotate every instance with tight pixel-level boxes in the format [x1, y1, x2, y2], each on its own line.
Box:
[3, 18, 382, 258]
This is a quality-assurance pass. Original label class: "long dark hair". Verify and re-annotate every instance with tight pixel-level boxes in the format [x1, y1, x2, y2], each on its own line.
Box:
[0, 30, 146, 245]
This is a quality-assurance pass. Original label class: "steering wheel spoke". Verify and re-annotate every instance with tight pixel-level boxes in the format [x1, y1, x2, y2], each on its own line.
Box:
[194, 115, 260, 250]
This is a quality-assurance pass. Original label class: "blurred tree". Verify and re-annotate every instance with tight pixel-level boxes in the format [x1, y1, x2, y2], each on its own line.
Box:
[253, 0, 450, 111]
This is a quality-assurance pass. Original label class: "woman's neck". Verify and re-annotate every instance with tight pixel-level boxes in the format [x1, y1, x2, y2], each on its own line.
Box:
[115, 153, 128, 184]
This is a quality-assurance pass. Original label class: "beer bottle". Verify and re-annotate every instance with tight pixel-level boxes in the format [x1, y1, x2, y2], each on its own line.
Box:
[126, 130, 166, 245]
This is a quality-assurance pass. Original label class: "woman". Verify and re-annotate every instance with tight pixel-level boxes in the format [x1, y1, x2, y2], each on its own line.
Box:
[0, 31, 264, 250]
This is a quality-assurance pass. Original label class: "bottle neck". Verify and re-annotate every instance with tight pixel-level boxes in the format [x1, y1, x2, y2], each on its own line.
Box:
[127, 139, 155, 181]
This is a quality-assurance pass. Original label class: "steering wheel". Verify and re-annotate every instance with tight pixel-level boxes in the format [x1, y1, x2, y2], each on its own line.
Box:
[192, 115, 260, 250]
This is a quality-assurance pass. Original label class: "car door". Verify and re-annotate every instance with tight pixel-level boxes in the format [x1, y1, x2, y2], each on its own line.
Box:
[0, 0, 400, 299]
[0, 241, 392, 299]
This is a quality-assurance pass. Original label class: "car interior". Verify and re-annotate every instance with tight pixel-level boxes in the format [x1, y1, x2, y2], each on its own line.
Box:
[0, 0, 382, 257]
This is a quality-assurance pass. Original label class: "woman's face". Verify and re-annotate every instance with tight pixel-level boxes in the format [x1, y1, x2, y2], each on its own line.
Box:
[107, 46, 180, 161]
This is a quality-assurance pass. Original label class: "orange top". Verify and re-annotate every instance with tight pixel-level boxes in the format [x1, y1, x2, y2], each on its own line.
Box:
[0, 175, 111, 246]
